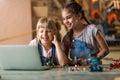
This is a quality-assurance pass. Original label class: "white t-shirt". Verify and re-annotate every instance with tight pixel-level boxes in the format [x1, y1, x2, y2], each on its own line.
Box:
[29, 38, 52, 58]
[29, 38, 38, 46]
[76, 24, 101, 54]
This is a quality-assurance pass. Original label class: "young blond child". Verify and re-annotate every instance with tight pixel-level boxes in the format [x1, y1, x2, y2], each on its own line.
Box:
[29, 17, 68, 66]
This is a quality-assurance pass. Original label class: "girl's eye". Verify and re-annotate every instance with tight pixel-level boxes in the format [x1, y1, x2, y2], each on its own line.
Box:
[66, 15, 72, 19]
[62, 15, 72, 21]
[39, 30, 43, 33]
[47, 30, 52, 32]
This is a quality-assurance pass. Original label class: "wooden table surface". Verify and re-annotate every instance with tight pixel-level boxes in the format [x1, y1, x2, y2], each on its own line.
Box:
[0, 66, 120, 80]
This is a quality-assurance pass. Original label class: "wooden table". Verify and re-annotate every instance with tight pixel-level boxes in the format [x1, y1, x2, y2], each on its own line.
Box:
[0, 66, 120, 80]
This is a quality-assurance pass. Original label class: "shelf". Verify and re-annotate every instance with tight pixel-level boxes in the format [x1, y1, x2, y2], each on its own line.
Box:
[109, 46, 120, 51]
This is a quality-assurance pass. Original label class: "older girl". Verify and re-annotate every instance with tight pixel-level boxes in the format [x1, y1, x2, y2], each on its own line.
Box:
[61, 2, 110, 65]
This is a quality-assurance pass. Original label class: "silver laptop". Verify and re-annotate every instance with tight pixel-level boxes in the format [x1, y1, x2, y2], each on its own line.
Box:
[0, 45, 50, 71]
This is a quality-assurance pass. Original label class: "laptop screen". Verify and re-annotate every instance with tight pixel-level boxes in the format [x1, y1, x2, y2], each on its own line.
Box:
[0, 45, 44, 70]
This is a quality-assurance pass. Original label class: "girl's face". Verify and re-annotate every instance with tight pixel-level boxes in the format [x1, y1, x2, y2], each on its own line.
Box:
[62, 8, 80, 30]
[38, 24, 55, 45]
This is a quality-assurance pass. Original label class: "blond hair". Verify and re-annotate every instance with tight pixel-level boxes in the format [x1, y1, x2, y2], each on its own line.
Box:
[36, 17, 57, 31]
[36, 16, 61, 41]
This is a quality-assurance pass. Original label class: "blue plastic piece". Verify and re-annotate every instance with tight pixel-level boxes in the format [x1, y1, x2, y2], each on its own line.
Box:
[87, 56, 103, 72]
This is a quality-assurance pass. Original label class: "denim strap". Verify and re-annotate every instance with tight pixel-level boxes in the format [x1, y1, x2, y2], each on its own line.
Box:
[38, 42, 56, 66]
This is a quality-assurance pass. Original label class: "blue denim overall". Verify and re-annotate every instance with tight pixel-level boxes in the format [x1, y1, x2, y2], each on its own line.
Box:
[70, 38, 91, 60]
[38, 42, 58, 66]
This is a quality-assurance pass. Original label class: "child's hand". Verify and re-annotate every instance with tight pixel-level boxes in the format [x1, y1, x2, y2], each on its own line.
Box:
[52, 34, 58, 45]
[70, 57, 85, 66]
[77, 57, 85, 65]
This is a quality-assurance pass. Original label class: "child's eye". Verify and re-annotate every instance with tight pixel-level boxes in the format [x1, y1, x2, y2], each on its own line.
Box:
[66, 15, 72, 19]
[47, 30, 52, 32]
[40, 30, 43, 33]
[62, 15, 72, 21]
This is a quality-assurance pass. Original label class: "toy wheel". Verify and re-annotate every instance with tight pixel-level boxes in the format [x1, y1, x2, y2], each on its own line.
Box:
[88, 66, 93, 72]
[98, 67, 103, 71]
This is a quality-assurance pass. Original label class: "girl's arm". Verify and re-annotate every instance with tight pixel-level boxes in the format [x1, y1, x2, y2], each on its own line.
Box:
[96, 30, 110, 59]
[52, 35, 69, 66]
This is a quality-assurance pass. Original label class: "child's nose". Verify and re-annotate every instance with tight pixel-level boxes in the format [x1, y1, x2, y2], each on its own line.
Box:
[43, 31, 47, 36]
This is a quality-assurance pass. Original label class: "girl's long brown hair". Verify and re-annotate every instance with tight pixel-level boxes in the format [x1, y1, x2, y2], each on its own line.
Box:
[62, 2, 90, 56]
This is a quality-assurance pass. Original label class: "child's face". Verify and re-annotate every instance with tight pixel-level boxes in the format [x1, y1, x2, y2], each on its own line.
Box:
[38, 27, 55, 45]
[62, 8, 81, 30]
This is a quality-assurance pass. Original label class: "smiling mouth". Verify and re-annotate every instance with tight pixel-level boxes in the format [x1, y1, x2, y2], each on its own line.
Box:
[67, 23, 72, 26]
[66, 23, 70, 27]
[66, 24, 72, 28]
[41, 37, 48, 41]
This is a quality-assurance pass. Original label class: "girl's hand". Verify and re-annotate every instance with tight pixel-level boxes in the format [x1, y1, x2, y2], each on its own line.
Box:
[52, 34, 58, 45]
[71, 57, 85, 66]
[77, 57, 85, 65]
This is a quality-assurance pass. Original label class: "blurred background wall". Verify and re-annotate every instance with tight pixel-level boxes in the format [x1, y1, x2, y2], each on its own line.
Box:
[0, 0, 32, 44]
[0, 0, 120, 47]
